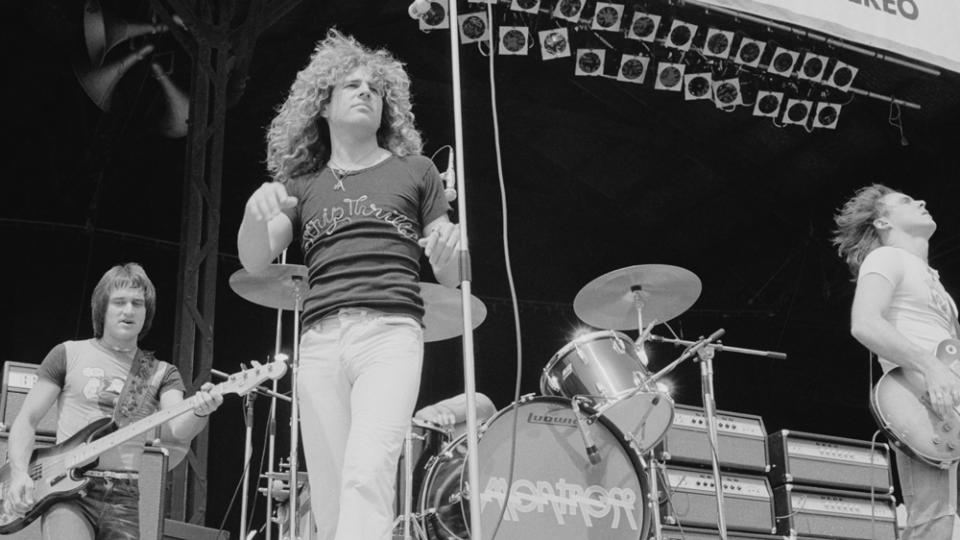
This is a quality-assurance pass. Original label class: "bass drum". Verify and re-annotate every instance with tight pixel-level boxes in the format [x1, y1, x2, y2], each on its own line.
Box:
[418, 396, 649, 540]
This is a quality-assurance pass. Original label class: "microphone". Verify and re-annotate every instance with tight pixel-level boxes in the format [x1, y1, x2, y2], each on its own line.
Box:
[572, 399, 601, 465]
[440, 148, 457, 202]
[408, 0, 431, 19]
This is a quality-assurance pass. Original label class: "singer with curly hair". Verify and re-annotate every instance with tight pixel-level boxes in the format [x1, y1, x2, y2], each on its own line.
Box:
[238, 29, 460, 540]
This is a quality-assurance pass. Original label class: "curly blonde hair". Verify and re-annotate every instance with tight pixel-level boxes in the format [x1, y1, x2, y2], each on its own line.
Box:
[265, 29, 423, 183]
[832, 184, 895, 275]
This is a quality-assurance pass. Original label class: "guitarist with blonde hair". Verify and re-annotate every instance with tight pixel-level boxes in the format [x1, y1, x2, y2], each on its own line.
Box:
[834, 184, 960, 538]
[3, 263, 224, 539]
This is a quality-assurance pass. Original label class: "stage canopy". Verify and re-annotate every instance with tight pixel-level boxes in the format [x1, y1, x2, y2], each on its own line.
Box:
[690, 0, 960, 73]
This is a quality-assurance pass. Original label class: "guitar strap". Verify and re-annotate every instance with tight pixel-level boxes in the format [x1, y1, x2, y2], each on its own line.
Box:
[112, 349, 170, 429]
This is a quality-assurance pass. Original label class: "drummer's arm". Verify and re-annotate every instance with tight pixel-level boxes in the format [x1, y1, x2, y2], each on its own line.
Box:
[420, 216, 460, 288]
[421, 393, 496, 425]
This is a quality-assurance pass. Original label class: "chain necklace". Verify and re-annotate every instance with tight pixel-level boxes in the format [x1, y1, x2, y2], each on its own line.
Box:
[327, 148, 382, 192]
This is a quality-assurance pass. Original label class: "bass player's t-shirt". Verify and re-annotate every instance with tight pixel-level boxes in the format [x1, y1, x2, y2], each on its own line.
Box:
[36, 339, 184, 470]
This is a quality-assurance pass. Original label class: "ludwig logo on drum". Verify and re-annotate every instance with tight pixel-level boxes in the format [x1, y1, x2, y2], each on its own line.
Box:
[526, 411, 578, 427]
[479, 476, 640, 530]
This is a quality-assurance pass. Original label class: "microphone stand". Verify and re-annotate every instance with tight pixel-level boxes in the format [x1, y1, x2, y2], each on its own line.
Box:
[645, 331, 785, 540]
[240, 387, 257, 540]
[440, 1, 483, 538]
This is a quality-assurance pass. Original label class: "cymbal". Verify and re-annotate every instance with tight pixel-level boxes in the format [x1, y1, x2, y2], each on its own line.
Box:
[229, 264, 308, 311]
[574, 264, 701, 330]
[420, 282, 487, 342]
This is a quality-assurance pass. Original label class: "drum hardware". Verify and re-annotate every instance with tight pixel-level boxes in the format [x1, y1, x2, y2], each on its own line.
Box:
[230, 262, 308, 540]
[395, 420, 451, 540]
[571, 396, 601, 465]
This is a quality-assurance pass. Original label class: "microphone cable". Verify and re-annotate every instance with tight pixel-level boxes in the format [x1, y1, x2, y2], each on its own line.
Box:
[476, 2, 525, 539]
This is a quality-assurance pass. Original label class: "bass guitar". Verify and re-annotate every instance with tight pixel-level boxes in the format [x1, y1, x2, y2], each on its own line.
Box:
[0, 360, 287, 533]
[870, 338, 960, 469]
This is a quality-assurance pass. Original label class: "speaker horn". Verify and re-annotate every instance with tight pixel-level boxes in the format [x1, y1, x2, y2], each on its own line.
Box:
[84, 0, 167, 66]
[151, 63, 189, 138]
[74, 43, 154, 111]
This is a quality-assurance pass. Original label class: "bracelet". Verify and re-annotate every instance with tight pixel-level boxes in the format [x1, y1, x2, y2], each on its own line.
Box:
[193, 410, 210, 418]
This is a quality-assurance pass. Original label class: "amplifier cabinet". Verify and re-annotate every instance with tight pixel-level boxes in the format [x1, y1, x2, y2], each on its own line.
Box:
[767, 430, 893, 493]
[657, 404, 769, 473]
[662, 465, 776, 534]
[1, 362, 58, 436]
[661, 525, 787, 539]
[773, 484, 898, 540]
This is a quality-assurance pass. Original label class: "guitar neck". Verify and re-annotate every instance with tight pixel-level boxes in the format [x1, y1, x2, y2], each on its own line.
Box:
[66, 395, 200, 469]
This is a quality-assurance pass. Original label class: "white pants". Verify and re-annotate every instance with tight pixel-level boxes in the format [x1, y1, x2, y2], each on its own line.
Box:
[297, 308, 424, 540]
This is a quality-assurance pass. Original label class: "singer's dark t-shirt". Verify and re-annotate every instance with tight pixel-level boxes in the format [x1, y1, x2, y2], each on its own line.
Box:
[282, 154, 449, 330]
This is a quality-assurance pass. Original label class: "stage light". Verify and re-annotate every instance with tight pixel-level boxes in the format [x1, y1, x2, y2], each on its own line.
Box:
[713, 78, 742, 109]
[826, 60, 859, 92]
[767, 47, 799, 77]
[753, 90, 783, 117]
[683, 72, 712, 101]
[418, 0, 450, 30]
[655, 62, 685, 91]
[553, 0, 586, 22]
[734, 37, 765, 67]
[499, 26, 529, 55]
[813, 102, 842, 129]
[703, 28, 734, 59]
[591, 2, 624, 31]
[510, 0, 540, 13]
[627, 12, 661, 42]
[457, 12, 490, 44]
[798, 52, 828, 82]
[575, 48, 606, 76]
[617, 54, 650, 84]
[666, 20, 698, 51]
[539, 28, 571, 60]
[783, 98, 812, 126]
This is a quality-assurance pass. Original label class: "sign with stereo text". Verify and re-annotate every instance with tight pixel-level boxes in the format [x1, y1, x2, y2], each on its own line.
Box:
[689, 0, 960, 73]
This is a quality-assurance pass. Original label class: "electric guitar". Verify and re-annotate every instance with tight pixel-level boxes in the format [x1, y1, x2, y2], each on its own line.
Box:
[870, 338, 960, 469]
[0, 360, 287, 534]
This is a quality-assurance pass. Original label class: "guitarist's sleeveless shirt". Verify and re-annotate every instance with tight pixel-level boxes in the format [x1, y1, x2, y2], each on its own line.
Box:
[859, 246, 959, 373]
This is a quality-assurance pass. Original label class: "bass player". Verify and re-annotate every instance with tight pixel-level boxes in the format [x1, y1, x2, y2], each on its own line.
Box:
[834, 184, 960, 538]
[3, 263, 224, 539]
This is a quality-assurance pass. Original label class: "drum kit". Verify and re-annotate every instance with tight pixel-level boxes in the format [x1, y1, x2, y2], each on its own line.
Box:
[228, 263, 781, 540]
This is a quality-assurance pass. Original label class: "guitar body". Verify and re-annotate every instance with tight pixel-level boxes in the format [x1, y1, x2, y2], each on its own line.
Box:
[871, 339, 960, 469]
[0, 417, 116, 534]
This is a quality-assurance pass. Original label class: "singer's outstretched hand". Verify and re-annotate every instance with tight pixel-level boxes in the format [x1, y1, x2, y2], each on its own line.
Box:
[419, 220, 460, 270]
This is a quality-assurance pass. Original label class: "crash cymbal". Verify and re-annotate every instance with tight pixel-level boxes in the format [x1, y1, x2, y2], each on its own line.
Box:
[229, 264, 308, 311]
[574, 264, 701, 330]
[420, 282, 487, 342]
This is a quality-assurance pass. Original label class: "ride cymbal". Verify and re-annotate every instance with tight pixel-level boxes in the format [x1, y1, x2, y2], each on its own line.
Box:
[420, 282, 487, 342]
[229, 264, 308, 311]
[574, 264, 701, 330]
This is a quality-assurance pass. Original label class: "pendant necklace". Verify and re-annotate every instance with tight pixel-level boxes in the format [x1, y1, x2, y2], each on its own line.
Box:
[328, 148, 380, 192]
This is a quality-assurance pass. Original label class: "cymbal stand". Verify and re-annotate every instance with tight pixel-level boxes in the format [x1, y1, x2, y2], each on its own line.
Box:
[287, 277, 305, 540]
[392, 428, 429, 540]
[265, 250, 288, 540]
[241, 380, 258, 540]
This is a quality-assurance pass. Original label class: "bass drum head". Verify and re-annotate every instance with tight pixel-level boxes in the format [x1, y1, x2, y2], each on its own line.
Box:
[421, 396, 649, 540]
